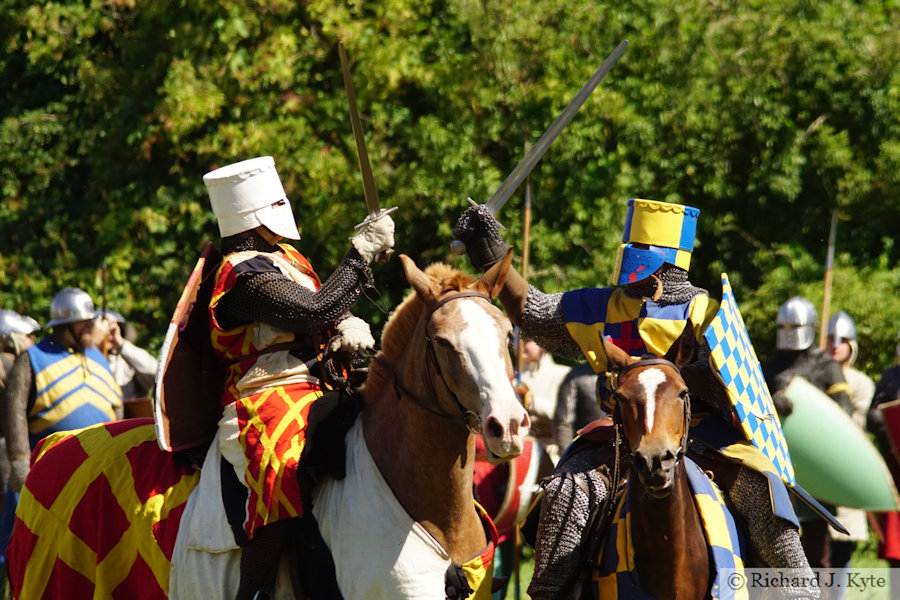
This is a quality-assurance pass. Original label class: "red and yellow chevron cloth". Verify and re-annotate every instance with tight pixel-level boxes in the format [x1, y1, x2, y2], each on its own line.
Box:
[232, 382, 320, 539]
[7, 418, 199, 600]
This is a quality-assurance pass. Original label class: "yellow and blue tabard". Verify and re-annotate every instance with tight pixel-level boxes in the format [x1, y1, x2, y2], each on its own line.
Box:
[593, 457, 749, 600]
[561, 286, 718, 378]
[25, 337, 123, 448]
[703, 274, 795, 487]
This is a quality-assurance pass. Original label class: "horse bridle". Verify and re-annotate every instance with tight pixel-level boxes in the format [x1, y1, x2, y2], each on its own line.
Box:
[608, 357, 692, 490]
[376, 291, 494, 434]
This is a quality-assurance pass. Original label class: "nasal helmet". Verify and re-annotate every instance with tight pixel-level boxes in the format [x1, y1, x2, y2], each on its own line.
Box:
[204, 156, 301, 240]
[46, 288, 99, 328]
[612, 199, 699, 285]
[826, 311, 857, 344]
[776, 296, 817, 351]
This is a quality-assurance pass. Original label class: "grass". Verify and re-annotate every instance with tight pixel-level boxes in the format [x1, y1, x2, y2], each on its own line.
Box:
[496, 530, 892, 599]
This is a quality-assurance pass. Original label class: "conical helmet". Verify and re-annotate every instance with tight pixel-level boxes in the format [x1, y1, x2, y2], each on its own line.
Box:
[826, 310, 857, 344]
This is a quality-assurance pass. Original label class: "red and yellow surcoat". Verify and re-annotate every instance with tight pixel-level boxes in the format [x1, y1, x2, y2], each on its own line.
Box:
[209, 243, 325, 540]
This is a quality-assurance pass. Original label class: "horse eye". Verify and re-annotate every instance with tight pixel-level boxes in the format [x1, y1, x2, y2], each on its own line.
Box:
[434, 336, 453, 349]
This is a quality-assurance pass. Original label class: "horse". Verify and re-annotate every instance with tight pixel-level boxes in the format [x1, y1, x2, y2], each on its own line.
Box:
[532, 324, 747, 600]
[6, 252, 531, 600]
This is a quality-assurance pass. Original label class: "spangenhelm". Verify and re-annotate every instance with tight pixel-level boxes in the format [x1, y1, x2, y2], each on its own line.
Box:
[203, 156, 301, 240]
[46, 288, 99, 328]
[826, 310, 857, 344]
[612, 198, 700, 285]
[776, 296, 817, 351]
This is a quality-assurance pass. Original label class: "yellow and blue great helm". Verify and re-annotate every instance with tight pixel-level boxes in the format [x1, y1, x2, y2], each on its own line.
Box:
[611, 198, 699, 285]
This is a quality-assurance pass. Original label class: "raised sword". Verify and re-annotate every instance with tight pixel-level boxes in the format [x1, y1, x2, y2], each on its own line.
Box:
[451, 40, 628, 254]
[338, 41, 398, 240]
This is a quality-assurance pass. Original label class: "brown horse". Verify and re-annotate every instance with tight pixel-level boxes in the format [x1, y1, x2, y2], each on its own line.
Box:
[600, 326, 713, 599]
[311, 252, 531, 598]
[7, 253, 530, 600]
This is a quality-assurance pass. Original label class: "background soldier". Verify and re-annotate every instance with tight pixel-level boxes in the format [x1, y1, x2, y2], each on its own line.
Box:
[0, 289, 122, 573]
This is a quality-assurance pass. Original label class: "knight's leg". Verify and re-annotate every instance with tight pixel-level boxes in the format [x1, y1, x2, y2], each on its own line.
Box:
[729, 467, 820, 599]
[528, 452, 608, 600]
[237, 519, 290, 600]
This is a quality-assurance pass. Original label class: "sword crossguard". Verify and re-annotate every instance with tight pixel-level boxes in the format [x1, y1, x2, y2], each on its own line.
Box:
[353, 206, 399, 230]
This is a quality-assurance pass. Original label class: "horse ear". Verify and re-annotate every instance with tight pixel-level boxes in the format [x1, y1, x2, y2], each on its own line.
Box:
[399, 254, 439, 304]
[475, 249, 513, 299]
[664, 321, 697, 369]
[601, 334, 633, 373]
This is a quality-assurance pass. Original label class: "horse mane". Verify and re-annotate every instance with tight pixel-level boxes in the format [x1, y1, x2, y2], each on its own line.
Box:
[364, 262, 476, 403]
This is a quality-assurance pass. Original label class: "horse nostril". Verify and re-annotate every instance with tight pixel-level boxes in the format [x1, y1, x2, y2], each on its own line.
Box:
[633, 451, 650, 474]
[660, 449, 677, 470]
[487, 417, 504, 440]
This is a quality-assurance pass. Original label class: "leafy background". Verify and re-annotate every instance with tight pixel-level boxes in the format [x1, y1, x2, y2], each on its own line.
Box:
[2, 0, 899, 378]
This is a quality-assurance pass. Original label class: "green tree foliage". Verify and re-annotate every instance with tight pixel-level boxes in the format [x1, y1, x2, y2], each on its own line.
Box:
[1, 0, 898, 377]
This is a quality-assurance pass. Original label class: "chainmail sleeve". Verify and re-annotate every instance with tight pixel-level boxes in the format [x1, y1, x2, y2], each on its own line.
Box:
[215, 248, 374, 334]
[519, 287, 584, 360]
[529, 449, 609, 600]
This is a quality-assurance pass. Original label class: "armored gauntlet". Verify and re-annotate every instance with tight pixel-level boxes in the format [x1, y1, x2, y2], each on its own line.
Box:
[453, 205, 509, 271]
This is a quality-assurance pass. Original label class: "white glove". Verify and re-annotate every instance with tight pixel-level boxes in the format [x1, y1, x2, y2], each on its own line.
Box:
[335, 316, 375, 354]
[351, 215, 395, 263]
[10, 458, 30, 494]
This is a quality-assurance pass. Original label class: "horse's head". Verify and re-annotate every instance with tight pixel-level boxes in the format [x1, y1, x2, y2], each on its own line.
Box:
[398, 252, 530, 462]
[603, 323, 696, 498]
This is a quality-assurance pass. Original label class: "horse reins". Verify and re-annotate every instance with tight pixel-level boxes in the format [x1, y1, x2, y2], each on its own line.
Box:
[376, 291, 493, 434]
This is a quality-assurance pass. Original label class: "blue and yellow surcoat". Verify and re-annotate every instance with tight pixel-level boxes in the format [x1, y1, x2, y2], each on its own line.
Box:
[561, 287, 718, 374]
[26, 337, 123, 448]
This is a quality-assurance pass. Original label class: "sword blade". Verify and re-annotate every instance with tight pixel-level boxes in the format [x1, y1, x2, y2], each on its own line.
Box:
[339, 41, 380, 218]
[485, 40, 628, 214]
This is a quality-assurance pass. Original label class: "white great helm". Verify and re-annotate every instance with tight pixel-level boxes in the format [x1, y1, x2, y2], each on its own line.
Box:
[776, 296, 817, 351]
[46, 288, 98, 328]
[203, 156, 301, 240]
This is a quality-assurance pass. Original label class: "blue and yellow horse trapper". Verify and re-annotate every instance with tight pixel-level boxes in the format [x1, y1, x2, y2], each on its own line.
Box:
[593, 457, 749, 600]
[703, 273, 796, 487]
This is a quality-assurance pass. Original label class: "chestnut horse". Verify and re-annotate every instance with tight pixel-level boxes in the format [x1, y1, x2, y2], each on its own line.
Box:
[311, 252, 531, 599]
[600, 328, 709, 599]
[7, 253, 530, 600]
[588, 326, 746, 600]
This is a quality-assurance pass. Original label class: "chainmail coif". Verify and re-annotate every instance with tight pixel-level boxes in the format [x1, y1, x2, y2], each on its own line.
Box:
[216, 230, 374, 334]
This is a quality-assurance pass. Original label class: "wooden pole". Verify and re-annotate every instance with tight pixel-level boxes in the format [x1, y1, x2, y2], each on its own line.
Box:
[819, 209, 838, 349]
[515, 174, 533, 376]
[512, 172, 532, 600]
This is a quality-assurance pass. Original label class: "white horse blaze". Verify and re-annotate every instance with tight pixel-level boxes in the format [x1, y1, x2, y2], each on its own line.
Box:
[456, 300, 520, 423]
[637, 367, 667, 433]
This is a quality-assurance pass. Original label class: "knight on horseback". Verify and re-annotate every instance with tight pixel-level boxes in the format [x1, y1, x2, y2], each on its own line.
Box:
[184, 155, 395, 598]
[454, 199, 819, 599]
